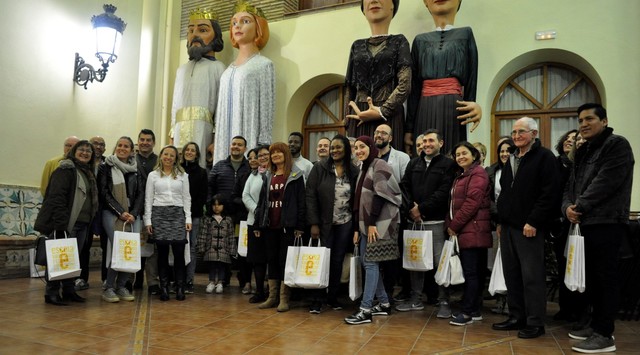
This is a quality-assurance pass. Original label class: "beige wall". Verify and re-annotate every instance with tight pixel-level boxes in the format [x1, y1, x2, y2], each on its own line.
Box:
[1, 0, 639, 208]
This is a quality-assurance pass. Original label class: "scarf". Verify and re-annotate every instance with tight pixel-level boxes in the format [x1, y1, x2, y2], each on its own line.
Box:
[353, 136, 379, 214]
[105, 155, 138, 231]
[73, 160, 99, 221]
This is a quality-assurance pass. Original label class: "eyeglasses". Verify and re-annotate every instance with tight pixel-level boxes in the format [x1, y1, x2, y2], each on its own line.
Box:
[77, 148, 93, 153]
[374, 130, 390, 136]
[511, 129, 533, 136]
[258, 153, 270, 158]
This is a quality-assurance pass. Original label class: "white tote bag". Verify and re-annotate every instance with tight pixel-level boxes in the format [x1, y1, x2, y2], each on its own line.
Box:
[294, 239, 331, 289]
[564, 224, 586, 293]
[111, 223, 142, 273]
[237, 221, 249, 257]
[284, 237, 303, 287]
[434, 237, 454, 287]
[449, 235, 465, 285]
[45, 231, 81, 281]
[402, 224, 434, 271]
[349, 245, 363, 301]
[488, 246, 507, 295]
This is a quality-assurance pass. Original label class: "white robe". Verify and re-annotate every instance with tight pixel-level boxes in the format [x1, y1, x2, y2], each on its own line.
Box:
[171, 58, 226, 167]
[213, 54, 275, 165]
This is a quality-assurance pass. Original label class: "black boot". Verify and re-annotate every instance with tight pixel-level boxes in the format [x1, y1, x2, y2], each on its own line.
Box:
[176, 281, 185, 301]
[160, 278, 170, 301]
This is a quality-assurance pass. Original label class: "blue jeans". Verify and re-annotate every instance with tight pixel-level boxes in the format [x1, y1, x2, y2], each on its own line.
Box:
[409, 222, 450, 303]
[103, 211, 141, 290]
[186, 217, 200, 284]
[359, 235, 389, 310]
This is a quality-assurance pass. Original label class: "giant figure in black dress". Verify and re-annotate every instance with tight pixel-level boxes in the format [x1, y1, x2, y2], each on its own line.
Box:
[345, 0, 411, 152]
[406, 0, 481, 155]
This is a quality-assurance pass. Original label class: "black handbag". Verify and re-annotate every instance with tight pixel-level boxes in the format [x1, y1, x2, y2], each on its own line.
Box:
[34, 231, 67, 266]
[34, 235, 48, 266]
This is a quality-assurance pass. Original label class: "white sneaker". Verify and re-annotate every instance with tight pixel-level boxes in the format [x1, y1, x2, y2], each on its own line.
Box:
[215, 283, 224, 294]
[205, 282, 215, 294]
[242, 284, 252, 294]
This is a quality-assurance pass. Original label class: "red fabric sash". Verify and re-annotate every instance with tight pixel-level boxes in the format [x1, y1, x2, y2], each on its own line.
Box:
[421, 78, 463, 97]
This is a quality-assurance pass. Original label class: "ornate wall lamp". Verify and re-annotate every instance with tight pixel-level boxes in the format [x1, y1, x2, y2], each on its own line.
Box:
[73, 4, 127, 89]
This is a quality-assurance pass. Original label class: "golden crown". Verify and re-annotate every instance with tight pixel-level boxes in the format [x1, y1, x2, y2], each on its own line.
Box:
[234, 0, 265, 18]
[189, 8, 218, 21]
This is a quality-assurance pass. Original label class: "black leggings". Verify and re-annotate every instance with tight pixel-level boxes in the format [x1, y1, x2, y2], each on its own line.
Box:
[157, 242, 186, 283]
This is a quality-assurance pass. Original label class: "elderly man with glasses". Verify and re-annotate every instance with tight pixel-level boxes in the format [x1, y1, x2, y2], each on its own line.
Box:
[492, 117, 559, 339]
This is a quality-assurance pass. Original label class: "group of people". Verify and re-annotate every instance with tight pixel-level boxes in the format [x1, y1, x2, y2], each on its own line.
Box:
[35, 101, 633, 355]
[32, 0, 634, 352]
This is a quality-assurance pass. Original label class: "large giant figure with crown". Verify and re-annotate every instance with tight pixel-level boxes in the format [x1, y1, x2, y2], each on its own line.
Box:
[212, 1, 274, 164]
[171, 8, 226, 167]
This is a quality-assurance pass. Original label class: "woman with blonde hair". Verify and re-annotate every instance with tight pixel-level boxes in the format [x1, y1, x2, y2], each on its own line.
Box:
[144, 145, 192, 301]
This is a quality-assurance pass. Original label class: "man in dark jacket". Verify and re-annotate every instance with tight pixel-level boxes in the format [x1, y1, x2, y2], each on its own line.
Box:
[397, 129, 457, 317]
[208, 135, 250, 286]
[493, 117, 559, 339]
[208, 135, 250, 219]
[562, 104, 634, 353]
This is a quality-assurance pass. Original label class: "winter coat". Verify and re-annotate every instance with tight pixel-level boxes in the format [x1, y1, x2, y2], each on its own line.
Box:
[35, 159, 98, 234]
[207, 156, 250, 223]
[400, 153, 456, 222]
[305, 159, 359, 244]
[197, 215, 237, 263]
[255, 167, 306, 231]
[445, 163, 492, 249]
[562, 127, 634, 226]
[182, 161, 208, 218]
[97, 162, 145, 218]
[497, 139, 559, 230]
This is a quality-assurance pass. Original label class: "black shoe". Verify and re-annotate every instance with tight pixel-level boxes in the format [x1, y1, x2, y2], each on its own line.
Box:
[45, 294, 68, 306]
[327, 300, 344, 311]
[345, 309, 372, 325]
[371, 303, 392, 316]
[492, 317, 526, 331]
[175, 282, 186, 301]
[249, 292, 266, 304]
[393, 292, 410, 303]
[148, 285, 161, 295]
[184, 282, 194, 294]
[309, 302, 322, 314]
[518, 326, 545, 339]
[63, 292, 86, 303]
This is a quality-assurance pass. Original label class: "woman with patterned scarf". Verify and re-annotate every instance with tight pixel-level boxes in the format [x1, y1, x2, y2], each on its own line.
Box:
[345, 135, 402, 325]
[98, 136, 144, 303]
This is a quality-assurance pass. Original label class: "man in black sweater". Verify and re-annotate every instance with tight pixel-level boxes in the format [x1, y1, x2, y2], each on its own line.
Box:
[493, 117, 558, 339]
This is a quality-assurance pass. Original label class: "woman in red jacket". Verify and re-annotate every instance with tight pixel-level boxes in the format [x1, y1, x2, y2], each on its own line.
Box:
[446, 141, 492, 326]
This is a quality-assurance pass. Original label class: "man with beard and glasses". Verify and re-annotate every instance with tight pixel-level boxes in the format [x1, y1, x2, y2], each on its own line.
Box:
[171, 8, 225, 167]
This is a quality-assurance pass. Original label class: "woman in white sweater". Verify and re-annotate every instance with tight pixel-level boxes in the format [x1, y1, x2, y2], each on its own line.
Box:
[242, 144, 270, 303]
[144, 145, 191, 301]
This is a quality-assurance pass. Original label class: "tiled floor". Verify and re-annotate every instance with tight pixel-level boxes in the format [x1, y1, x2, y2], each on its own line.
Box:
[1, 273, 639, 354]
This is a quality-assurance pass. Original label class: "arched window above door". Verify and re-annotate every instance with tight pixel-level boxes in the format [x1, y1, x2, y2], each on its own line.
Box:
[491, 62, 600, 160]
[301, 83, 347, 161]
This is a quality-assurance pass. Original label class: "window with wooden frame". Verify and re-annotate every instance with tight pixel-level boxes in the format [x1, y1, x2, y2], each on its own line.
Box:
[301, 83, 347, 161]
[491, 62, 600, 161]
